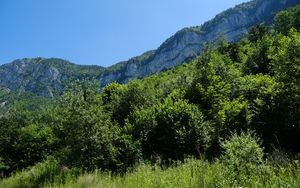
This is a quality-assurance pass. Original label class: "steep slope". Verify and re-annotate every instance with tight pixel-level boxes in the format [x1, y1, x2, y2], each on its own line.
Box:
[99, 0, 300, 86]
[0, 58, 104, 96]
[0, 86, 10, 115]
[1, 0, 300, 96]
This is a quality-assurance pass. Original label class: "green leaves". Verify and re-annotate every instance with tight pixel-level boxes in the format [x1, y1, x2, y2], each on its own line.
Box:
[221, 131, 264, 183]
[128, 92, 212, 160]
[15, 124, 57, 167]
[53, 79, 140, 172]
[1, 4, 300, 178]
[275, 5, 300, 35]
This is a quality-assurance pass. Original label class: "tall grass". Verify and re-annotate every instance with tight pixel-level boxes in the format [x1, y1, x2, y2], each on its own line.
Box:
[1, 158, 300, 188]
[0, 158, 81, 188]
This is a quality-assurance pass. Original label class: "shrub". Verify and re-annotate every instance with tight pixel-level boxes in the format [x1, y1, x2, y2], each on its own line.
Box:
[128, 93, 213, 161]
[221, 131, 264, 183]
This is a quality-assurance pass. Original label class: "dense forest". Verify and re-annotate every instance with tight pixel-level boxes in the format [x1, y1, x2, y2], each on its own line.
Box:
[1, 5, 300, 187]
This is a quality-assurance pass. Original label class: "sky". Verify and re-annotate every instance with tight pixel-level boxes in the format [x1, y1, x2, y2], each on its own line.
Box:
[0, 0, 250, 67]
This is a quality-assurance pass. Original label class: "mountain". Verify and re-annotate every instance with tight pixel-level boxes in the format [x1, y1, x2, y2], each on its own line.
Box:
[1, 0, 300, 96]
[99, 0, 300, 85]
[0, 86, 10, 115]
[0, 58, 105, 96]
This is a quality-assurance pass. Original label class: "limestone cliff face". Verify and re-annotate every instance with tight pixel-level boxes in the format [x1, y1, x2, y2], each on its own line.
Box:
[0, 58, 104, 96]
[0, 87, 10, 115]
[99, 0, 300, 86]
[0, 59, 57, 96]
[0, 0, 299, 96]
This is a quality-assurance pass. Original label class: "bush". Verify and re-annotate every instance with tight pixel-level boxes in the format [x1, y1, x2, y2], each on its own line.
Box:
[128, 92, 213, 161]
[221, 131, 264, 183]
[53, 79, 140, 172]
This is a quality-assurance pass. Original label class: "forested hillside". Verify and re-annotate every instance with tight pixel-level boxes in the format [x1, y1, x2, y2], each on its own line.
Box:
[1, 4, 300, 188]
[1, 0, 299, 98]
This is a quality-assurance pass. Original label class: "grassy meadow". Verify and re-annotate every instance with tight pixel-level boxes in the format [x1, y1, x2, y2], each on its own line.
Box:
[1, 158, 300, 188]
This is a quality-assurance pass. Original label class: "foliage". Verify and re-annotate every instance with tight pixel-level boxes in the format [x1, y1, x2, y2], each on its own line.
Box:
[1, 158, 300, 188]
[0, 158, 81, 188]
[247, 24, 269, 43]
[275, 5, 300, 35]
[221, 131, 264, 183]
[0, 106, 57, 176]
[52, 79, 140, 172]
[102, 80, 152, 126]
[1, 5, 300, 186]
[127, 91, 212, 160]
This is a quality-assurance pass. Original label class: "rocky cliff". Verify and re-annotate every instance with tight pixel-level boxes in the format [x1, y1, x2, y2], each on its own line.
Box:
[0, 58, 104, 96]
[1, 0, 300, 96]
[99, 0, 300, 86]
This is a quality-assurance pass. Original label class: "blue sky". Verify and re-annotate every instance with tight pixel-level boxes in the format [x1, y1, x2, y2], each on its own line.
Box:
[0, 0, 250, 67]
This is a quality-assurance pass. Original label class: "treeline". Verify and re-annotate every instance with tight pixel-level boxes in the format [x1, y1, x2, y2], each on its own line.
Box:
[1, 5, 300, 179]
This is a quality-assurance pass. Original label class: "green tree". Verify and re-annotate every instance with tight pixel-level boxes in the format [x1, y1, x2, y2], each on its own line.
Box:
[266, 29, 300, 151]
[54, 79, 139, 171]
[247, 24, 269, 43]
[128, 90, 212, 160]
[245, 35, 273, 74]
[0, 106, 57, 175]
[104, 80, 152, 126]
[275, 5, 300, 35]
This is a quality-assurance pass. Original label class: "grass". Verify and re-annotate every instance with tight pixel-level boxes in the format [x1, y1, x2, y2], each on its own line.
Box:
[1, 158, 300, 188]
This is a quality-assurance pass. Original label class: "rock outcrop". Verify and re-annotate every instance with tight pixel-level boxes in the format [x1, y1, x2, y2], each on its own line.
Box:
[1, 0, 299, 96]
[99, 0, 300, 86]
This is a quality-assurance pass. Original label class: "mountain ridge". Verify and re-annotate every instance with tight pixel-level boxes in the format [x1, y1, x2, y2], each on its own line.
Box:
[1, 0, 300, 96]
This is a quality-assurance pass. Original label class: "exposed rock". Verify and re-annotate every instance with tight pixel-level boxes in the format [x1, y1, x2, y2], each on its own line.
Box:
[0, 0, 299, 96]
[0, 58, 104, 96]
[0, 101, 6, 108]
[98, 0, 300, 87]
